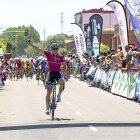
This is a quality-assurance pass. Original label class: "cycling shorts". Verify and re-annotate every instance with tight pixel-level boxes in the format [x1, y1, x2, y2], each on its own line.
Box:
[47, 71, 63, 84]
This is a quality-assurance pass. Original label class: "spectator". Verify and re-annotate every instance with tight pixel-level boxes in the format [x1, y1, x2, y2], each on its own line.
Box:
[71, 55, 77, 77]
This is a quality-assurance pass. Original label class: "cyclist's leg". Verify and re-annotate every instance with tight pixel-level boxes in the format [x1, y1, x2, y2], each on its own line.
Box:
[28, 66, 31, 76]
[45, 70, 47, 80]
[46, 71, 54, 113]
[56, 72, 65, 102]
[18, 66, 21, 76]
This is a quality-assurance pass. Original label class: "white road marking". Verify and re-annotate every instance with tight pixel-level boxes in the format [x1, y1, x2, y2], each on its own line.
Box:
[75, 111, 81, 115]
[88, 125, 98, 132]
[66, 102, 70, 105]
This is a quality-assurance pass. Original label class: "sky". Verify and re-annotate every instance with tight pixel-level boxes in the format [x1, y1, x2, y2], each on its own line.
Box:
[0, 0, 124, 40]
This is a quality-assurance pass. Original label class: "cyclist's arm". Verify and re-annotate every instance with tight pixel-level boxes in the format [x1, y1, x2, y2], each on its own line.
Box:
[27, 40, 43, 54]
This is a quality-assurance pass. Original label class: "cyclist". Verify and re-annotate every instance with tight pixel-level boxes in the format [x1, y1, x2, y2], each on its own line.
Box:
[65, 57, 71, 79]
[34, 57, 41, 80]
[27, 39, 66, 114]
[14, 58, 22, 78]
[25, 59, 32, 77]
[39, 58, 48, 80]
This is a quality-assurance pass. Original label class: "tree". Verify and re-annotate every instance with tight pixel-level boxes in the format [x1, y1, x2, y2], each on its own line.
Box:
[59, 48, 67, 55]
[43, 34, 73, 49]
[4, 25, 40, 56]
[24, 41, 45, 56]
[0, 38, 16, 54]
[100, 43, 110, 51]
[24, 33, 72, 56]
[0, 39, 7, 53]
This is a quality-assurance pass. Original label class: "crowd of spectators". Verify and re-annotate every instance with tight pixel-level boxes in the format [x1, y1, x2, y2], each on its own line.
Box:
[0, 57, 9, 86]
[66, 45, 140, 81]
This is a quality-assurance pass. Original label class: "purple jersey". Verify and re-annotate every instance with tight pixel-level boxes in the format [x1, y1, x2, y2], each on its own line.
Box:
[44, 50, 65, 72]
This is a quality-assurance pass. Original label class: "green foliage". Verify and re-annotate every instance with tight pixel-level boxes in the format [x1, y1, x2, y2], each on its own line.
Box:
[43, 33, 73, 49]
[59, 48, 67, 55]
[22, 33, 72, 56]
[100, 43, 110, 51]
[0, 38, 7, 53]
[4, 25, 40, 56]
[0, 38, 16, 55]
[24, 41, 45, 57]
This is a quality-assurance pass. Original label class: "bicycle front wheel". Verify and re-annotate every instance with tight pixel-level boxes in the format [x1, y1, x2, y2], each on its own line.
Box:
[51, 107, 55, 120]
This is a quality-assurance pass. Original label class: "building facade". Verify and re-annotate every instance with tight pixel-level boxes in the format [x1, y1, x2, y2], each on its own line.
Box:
[65, 40, 76, 55]
[74, 8, 118, 32]
[74, 8, 117, 48]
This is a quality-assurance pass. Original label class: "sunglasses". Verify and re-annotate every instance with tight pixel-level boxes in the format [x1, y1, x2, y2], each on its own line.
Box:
[125, 48, 129, 49]
[52, 48, 58, 50]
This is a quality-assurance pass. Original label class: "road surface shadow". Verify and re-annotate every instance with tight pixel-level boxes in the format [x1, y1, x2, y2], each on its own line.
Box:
[46, 118, 75, 121]
[1, 122, 140, 131]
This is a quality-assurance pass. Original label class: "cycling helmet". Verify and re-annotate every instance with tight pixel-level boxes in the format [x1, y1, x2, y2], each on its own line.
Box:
[35, 56, 38, 60]
[30, 58, 33, 62]
[9, 58, 13, 62]
[50, 43, 59, 49]
[13, 60, 15, 63]
[42, 58, 47, 62]
[16, 57, 20, 61]
[26, 59, 29, 63]
[38, 56, 44, 61]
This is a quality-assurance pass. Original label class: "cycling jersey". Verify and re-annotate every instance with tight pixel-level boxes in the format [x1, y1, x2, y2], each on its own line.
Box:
[15, 60, 22, 67]
[44, 50, 65, 72]
[66, 60, 70, 67]
[25, 60, 32, 67]
[34, 59, 40, 68]
[40, 61, 48, 72]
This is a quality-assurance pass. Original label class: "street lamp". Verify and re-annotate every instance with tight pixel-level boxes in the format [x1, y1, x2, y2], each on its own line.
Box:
[14, 35, 18, 56]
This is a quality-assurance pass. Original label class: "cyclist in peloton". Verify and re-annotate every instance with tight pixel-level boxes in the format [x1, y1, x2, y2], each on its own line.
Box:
[27, 39, 66, 114]
[39, 58, 48, 80]
[14, 58, 22, 78]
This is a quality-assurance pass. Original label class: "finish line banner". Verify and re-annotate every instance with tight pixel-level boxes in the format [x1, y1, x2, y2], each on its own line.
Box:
[107, 0, 129, 57]
[71, 23, 86, 61]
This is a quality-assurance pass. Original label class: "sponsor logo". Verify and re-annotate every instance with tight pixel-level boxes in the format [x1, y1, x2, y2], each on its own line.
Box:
[92, 19, 100, 35]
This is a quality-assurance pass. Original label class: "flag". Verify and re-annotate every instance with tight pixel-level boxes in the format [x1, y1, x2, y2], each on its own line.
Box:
[107, 0, 129, 57]
[71, 23, 86, 61]
[125, 0, 140, 49]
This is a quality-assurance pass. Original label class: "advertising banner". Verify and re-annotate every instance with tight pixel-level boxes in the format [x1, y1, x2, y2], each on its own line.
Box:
[86, 22, 92, 57]
[118, 72, 129, 97]
[107, 0, 129, 57]
[107, 69, 116, 87]
[125, 0, 140, 48]
[128, 72, 138, 99]
[135, 72, 140, 100]
[111, 70, 122, 95]
[94, 67, 103, 83]
[90, 14, 103, 57]
[100, 70, 109, 87]
[71, 23, 86, 62]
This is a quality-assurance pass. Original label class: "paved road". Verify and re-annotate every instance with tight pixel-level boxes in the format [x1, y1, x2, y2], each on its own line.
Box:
[0, 76, 140, 140]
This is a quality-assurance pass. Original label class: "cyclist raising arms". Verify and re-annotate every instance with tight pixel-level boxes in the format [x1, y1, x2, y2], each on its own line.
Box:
[27, 39, 66, 114]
